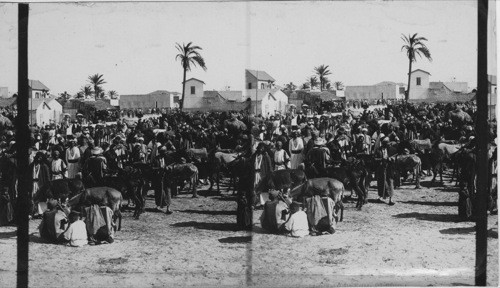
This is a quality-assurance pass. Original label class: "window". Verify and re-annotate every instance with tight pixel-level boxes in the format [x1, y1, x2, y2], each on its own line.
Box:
[248, 83, 252, 89]
[416, 77, 421, 86]
[261, 83, 265, 89]
[190, 86, 195, 95]
[35, 92, 40, 98]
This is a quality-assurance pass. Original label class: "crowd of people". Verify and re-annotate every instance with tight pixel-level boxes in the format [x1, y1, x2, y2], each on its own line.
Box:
[0, 99, 496, 241]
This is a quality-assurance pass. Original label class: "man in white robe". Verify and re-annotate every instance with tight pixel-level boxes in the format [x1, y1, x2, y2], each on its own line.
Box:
[66, 139, 81, 179]
[289, 131, 304, 169]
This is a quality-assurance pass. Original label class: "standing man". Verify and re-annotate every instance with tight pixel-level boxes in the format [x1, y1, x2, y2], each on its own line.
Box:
[50, 150, 67, 180]
[152, 146, 173, 214]
[273, 141, 290, 170]
[251, 143, 273, 204]
[30, 152, 51, 216]
[65, 138, 81, 179]
[289, 130, 304, 169]
[84, 147, 107, 187]
[374, 138, 395, 205]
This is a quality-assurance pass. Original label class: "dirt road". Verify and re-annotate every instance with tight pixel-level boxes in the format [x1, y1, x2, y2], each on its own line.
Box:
[0, 174, 497, 287]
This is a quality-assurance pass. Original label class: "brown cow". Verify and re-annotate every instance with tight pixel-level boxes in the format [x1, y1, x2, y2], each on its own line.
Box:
[392, 154, 422, 189]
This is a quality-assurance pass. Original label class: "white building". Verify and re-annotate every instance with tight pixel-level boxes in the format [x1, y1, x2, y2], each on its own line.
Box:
[29, 97, 63, 126]
[245, 69, 276, 90]
[183, 78, 206, 109]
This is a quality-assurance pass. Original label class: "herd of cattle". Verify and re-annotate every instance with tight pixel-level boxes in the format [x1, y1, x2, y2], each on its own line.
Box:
[37, 135, 496, 234]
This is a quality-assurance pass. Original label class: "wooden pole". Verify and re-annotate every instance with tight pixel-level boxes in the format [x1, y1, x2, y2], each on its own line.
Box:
[17, 3, 30, 288]
[475, 0, 488, 285]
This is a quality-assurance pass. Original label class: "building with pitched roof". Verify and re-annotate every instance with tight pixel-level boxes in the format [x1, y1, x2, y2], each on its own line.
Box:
[29, 79, 50, 99]
[245, 69, 276, 90]
[28, 97, 63, 125]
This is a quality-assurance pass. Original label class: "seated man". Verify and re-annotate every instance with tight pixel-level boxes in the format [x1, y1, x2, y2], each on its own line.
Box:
[62, 211, 87, 247]
[305, 195, 336, 236]
[260, 191, 289, 233]
[38, 200, 68, 243]
[283, 201, 309, 238]
[85, 204, 115, 245]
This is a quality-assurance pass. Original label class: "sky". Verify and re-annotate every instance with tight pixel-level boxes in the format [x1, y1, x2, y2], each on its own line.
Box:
[0, 1, 496, 96]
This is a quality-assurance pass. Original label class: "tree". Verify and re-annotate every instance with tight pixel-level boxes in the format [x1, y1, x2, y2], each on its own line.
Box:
[307, 76, 319, 90]
[300, 83, 310, 90]
[88, 73, 106, 99]
[401, 33, 432, 101]
[334, 81, 344, 90]
[108, 90, 118, 99]
[314, 65, 332, 91]
[175, 42, 207, 111]
[80, 85, 94, 99]
[58, 91, 71, 100]
[285, 82, 297, 91]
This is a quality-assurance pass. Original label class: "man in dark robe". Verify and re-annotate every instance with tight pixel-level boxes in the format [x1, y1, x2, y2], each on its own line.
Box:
[30, 152, 51, 216]
[306, 137, 330, 178]
[83, 147, 108, 187]
[152, 146, 172, 214]
[251, 143, 273, 206]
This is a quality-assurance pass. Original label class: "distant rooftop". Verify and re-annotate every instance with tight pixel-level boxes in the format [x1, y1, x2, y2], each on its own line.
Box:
[29, 80, 50, 91]
[246, 69, 276, 82]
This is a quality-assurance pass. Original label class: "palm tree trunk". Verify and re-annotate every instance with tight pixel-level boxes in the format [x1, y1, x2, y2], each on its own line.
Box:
[406, 60, 412, 101]
[180, 67, 187, 111]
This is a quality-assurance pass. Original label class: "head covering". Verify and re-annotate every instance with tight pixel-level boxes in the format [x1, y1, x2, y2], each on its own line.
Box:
[314, 137, 326, 146]
[91, 147, 103, 155]
[290, 201, 302, 209]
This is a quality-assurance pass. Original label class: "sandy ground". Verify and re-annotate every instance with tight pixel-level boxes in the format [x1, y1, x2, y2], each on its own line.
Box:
[0, 171, 498, 287]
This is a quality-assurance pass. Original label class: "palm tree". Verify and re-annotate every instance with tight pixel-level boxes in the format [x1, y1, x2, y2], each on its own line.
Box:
[334, 81, 344, 90]
[108, 90, 118, 99]
[401, 33, 432, 101]
[314, 65, 332, 91]
[88, 73, 106, 99]
[285, 82, 297, 91]
[300, 83, 310, 90]
[175, 42, 207, 110]
[59, 91, 71, 100]
[308, 76, 319, 90]
[80, 85, 94, 99]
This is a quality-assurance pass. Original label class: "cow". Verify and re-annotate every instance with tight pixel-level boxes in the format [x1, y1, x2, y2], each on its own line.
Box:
[289, 178, 345, 222]
[324, 158, 368, 209]
[68, 187, 123, 231]
[165, 163, 199, 198]
[392, 154, 422, 189]
[409, 139, 432, 154]
[208, 151, 239, 194]
[37, 178, 85, 203]
[102, 164, 149, 219]
[257, 169, 307, 194]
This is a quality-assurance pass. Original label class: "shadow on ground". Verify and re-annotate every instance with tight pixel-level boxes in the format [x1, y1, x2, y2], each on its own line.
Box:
[171, 221, 239, 231]
[0, 230, 17, 239]
[393, 212, 462, 223]
[178, 209, 236, 216]
[440, 226, 498, 238]
[218, 236, 251, 244]
[400, 200, 457, 207]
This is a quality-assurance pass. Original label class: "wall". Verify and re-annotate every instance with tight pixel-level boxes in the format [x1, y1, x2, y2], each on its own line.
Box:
[408, 71, 430, 99]
[345, 84, 399, 101]
[119, 94, 173, 109]
[183, 80, 204, 108]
